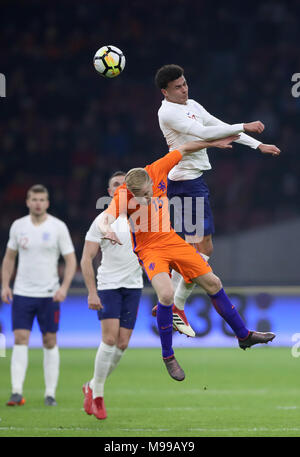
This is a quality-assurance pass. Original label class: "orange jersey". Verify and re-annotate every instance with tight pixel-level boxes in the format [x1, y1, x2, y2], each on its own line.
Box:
[105, 149, 182, 253]
[105, 148, 212, 282]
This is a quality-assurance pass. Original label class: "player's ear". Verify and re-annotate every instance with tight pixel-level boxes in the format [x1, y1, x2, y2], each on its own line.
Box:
[107, 187, 113, 197]
[161, 88, 167, 98]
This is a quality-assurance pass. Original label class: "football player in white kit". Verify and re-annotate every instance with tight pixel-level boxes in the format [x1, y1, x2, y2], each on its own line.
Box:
[154, 64, 280, 337]
[1, 184, 77, 406]
[81, 171, 143, 420]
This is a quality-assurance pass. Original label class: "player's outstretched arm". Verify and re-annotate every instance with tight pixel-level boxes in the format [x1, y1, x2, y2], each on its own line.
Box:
[243, 121, 265, 134]
[178, 135, 240, 155]
[80, 240, 103, 310]
[205, 112, 280, 156]
[257, 143, 281, 156]
[1, 248, 17, 304]
[98, 212, 122, 245]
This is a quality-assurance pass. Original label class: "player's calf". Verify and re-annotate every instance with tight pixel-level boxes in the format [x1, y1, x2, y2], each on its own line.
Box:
[152, 304, 196, 338]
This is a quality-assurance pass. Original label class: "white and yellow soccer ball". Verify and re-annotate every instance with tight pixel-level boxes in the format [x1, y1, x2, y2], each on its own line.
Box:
[93, 45, 126, 78]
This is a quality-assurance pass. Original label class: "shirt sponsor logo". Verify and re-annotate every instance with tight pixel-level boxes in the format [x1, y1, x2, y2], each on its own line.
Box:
[42, 232, 50, 241]
[149, 262, 155, 271]
[186, 112, 196, 120]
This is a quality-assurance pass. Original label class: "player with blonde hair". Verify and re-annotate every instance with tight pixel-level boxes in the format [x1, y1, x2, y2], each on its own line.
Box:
[98, 137, 275, 381]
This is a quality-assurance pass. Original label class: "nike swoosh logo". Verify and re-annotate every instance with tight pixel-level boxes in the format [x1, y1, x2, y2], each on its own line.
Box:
[160, 325, 172, 330]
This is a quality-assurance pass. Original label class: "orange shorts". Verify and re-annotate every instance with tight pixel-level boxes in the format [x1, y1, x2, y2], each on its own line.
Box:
[135, 231, 212, 283]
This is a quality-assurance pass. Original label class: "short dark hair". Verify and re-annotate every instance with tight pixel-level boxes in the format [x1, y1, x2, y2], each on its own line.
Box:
[108, 170, 126, 186]
[155, 64, 184, 89]
[27, 184, 49, 199]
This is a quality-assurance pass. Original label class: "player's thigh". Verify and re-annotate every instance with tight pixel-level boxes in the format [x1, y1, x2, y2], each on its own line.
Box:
[188, 234, 213, 257]
[12, 294, 37, 334]
[97, 289, 123, 322]
[119, 288, 142, 331]
[101, 319, 120, 346]
[151, 272, 174, 305]
[36, 297, 60, 335]
[192, 271, 222, 295]
[169, 236, 212, 284]
[168, 176, 215, 240]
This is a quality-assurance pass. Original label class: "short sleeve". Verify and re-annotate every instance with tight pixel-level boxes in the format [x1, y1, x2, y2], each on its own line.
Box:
[58, 222, 75, 256]
[7, 221, 18, 251]
[85, 215, 105, 243]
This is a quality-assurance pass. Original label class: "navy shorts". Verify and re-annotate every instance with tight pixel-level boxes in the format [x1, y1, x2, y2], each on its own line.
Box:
[97, 288, 142, 330]
[167, 176, 215, 237]
[12, 295, 60, 334]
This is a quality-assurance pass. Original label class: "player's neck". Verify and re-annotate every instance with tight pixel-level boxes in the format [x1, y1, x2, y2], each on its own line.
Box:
[165, 97, 187, 106]
[29, 212, 48, 226]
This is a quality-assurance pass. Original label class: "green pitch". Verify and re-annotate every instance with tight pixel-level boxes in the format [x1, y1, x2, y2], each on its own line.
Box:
[0, 347, 299, 437]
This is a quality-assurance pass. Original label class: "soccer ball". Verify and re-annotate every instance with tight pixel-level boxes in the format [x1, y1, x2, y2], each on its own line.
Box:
[93, 45, 126, 78]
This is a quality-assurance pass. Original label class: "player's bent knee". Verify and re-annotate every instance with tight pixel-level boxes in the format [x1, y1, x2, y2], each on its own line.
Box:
[206, 243, 214, 257]
[194, 272, 222, 295]
[208, 275, 222, 295]
[158, 291, 174, 306]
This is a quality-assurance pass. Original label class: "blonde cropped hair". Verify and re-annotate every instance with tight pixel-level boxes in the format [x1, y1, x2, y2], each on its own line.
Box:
[125, 168, 151, 194]
[27, 184, 49, 199]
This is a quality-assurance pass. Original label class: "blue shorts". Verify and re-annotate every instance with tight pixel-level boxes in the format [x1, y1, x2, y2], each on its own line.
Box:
[97, 288, 142, 330]
[167, 176, 215, 237]
[12, 295, 60, 334]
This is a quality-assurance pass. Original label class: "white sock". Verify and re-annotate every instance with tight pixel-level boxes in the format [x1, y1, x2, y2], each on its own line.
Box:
[11, 344, 28, 395]
[107, 347, 124, 376]
[174, 279, 195, 310]
[91, 342, 116, 399]
[43, 346, 60, 398]
[171, 269, 182, 289]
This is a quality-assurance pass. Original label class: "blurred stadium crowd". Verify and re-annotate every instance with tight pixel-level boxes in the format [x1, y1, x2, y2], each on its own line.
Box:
[1, 0, 300, 276]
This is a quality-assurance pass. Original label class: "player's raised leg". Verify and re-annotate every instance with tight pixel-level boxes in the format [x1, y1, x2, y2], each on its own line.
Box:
[173, 235, 212, 315]
[151, 272, 185, 381]
[193, 271, 276, 349]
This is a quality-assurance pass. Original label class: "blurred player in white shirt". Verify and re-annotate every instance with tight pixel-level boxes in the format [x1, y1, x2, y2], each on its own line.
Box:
[155, 64, 280, 336]
[81, 171, 143, 420]
[1, 184, 77, 406]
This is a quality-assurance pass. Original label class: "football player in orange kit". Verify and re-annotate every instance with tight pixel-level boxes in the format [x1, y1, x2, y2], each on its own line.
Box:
[98, 136, 275, 381]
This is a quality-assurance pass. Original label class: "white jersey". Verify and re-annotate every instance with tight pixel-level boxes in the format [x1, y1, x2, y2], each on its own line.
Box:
[85, 213, 143, 291]
[7, 214, 75, 297]
[158, 98, 261, 181]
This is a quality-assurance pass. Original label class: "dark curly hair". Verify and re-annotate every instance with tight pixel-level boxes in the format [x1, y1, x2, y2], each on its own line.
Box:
[154, 64, 184, 89]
